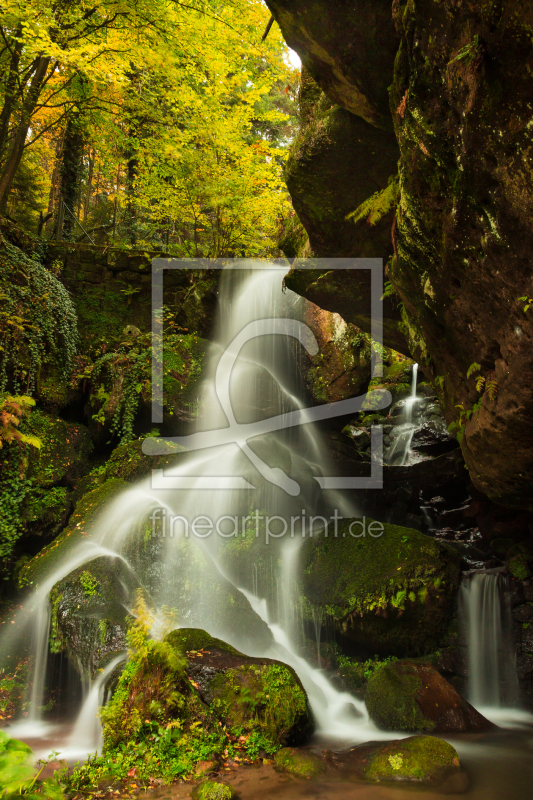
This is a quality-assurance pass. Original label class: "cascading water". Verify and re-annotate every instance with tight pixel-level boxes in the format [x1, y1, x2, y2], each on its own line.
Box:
[66, 653, 126, 758]
[459, 570, 519, 709]
[1, 263, 394, 753]
[385, 362, 419, 466]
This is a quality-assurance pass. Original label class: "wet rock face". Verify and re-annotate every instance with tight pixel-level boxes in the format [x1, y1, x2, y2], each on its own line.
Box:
[365, 660, 493, 733]
[270, 1, 533, 510]
[388, 1, 533, 510]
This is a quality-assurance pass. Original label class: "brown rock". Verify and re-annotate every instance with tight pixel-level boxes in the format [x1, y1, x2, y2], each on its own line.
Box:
[365, 660, 494, 733]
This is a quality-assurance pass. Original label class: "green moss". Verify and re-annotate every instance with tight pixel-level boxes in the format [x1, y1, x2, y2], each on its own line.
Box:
[300, 519, 461, 654]
[274, 748, 323, 778]
[19, 477, 127, 587]
[336, 654, 398, 697]
[208, 662, 309, 753]
[104, 438, 185, 482]
[508, 554, 531, 580]
[365, 661, 431, 732]
[165, 629, 239, 656]
[24, 409, 92, 487]
[192, 781, 237, 800]
[364, 735, 460, 783]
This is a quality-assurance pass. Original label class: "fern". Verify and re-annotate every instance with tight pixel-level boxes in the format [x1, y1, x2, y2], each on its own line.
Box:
[381, 280, 396, 300]
[475, 375, 486, 393]
[346, 178, 399, 226]
[0, 395, 40, 450]
[486, 379, 498, 402]
[466, 362, 481, 379]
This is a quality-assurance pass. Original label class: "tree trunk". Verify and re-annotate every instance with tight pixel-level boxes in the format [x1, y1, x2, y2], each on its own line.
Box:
[0, 25, 23, 164]
[57, 112, 86, 240]
[83, 148, 95, 222]
[0, 56, 51, 214]
[0, 56, 51, 215]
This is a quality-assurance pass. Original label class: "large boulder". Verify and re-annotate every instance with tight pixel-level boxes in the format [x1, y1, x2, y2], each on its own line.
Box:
[300, 520, 461, 656]
[97, 629, 312, 782]
[365, 660, 493, 733]
[49, 556, 132, 680]
[265, 1, 398, 129]
[165, 629, 312, 749]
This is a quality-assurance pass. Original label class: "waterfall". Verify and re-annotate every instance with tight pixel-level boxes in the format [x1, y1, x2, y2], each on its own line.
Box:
[385, 362, 419, 465]
[65, 653, 126, 758]
[26, 602, 51, 723]
[404, 362, 418, 424]
[460, 571, 519, 708]
[1, 263, 394, 751]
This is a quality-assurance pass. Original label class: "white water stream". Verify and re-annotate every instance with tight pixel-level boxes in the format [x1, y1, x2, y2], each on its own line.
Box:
[1, 264, 393, 755]
[2, 266, 527, 760]
[460, 571, 519, 711]
[384, 362, 419, 466]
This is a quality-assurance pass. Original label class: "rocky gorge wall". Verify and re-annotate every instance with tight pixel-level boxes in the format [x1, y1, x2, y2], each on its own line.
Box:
[267, 0, 533, 512]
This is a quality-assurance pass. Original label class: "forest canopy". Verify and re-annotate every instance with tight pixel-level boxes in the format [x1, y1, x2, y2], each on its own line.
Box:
[0, 0, 298, 255]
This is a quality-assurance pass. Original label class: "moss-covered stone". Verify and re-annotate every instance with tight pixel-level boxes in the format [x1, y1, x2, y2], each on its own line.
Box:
[24, 410, 92, 487]
[166, 629, 313, 752]
[274, 747, 323, 778]
[281, 67, 404, 345]
[95, 629, 312, 783]
[363, 735, 461, 786]
[365, 660, 493, 733]
[300, 520, 461, 655]
[19, 477, 127, 588]
[191, 781, 236, 800]
[49, 556, 131, 678]
[508, 554, 532, 581]
[102, 438, 185, 483]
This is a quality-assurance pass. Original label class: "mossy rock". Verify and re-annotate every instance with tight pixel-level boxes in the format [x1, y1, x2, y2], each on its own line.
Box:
[363, 735, 462, 787]
[274, 747, 324, 778]
[365, 660, 492, 733]
[19, 477, 127, 588]
[103, 438, 186, 483]
[165, 628, 239, 656]
[24, 410, 92, 487]
[49, 556, 132, 678]
[191, 781, 237, 800]
[300, 520, 461, 655]
[508, 554, 532, 580]
[165, 628, 313, 751]
[490, 538, 514, 559]
[99, 630, 312, 780]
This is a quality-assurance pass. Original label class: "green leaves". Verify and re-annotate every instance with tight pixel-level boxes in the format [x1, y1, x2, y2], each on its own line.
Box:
[466, 362, 481, 379]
